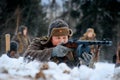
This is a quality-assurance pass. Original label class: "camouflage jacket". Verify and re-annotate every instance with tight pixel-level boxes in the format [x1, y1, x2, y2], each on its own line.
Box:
[24, 36, 78, 67]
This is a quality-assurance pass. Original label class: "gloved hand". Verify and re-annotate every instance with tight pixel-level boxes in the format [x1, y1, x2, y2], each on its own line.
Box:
[80, 52, 93, 65]
[76, 45, 93, 66]
[52, 45, 72, 57]
[24, 51, 37, 63]
[7, 50, 19, 58]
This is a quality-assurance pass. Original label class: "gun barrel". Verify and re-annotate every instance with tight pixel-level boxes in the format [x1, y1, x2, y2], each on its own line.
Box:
[62, 40, 112, 48]
[76, 40, 112, 46]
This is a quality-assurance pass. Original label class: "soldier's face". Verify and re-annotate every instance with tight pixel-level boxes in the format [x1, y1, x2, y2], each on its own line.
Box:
[23, 28, 27, 36]
[51, 36, 68, 46]
[87, 32, 94, 38]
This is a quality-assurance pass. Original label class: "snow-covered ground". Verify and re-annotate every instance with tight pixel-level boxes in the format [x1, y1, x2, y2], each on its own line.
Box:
[0, 54, 120, 80]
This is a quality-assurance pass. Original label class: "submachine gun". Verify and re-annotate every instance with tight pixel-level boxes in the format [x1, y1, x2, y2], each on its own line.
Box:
[62, 40, 112, 66]
[62, 40, 112, 49]
[62, 40, 112, 56]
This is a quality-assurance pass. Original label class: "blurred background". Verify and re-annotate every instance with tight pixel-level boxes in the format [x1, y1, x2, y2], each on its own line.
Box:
[0, 0, 120, 62]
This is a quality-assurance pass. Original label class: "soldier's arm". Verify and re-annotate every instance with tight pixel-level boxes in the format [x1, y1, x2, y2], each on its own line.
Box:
[12, 34, 20, 42]
[24, 38, 53, 62]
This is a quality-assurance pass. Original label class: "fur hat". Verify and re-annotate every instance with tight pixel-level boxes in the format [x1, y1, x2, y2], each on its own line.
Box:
[83, 28, 96, 37]
[10, 41, 18, 52]
[48, 19, 73, 37]
[43, 19, 73, 44]
[18, 25, 27, 35]
[7, 41, 18, 57]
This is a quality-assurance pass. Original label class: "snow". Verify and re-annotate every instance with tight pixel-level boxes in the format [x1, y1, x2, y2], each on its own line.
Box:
[0, 54, 120, 80]
[41, 0, 63, 7]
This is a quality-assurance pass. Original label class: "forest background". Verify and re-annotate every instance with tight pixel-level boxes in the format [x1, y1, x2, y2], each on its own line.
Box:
[0, 0, 120, 62]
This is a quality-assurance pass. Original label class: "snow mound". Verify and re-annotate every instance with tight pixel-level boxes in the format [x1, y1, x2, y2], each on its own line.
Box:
[0, 54, 120, 80]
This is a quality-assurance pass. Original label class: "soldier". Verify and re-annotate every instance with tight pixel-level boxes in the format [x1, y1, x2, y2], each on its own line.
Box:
[7, 41, 19, 58]
[7, 25, 31, 58]
[112, 42, 120, 80]
[24, 19, 93, 68]
[115, 42, 120, 67]
[79, 28, 101, 68]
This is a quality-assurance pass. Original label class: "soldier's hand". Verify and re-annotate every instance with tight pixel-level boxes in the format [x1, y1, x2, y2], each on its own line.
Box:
[51, 45, 72, 57]
[76, 45, 91, 57]
[80, 52, 93, 65]
[76, 45, 93, 66]
[24, 51, 37, 63]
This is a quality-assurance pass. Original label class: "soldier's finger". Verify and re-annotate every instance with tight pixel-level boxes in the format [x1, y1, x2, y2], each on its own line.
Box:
[24, 52, 30, 58]
[82, 53, 88, 62]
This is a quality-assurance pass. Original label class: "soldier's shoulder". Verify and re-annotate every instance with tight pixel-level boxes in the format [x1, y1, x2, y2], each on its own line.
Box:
[16, 32, 22, 36]
[32, 36, 49, 42]
[12, 33, 21, 40]
[13, 32, 22, 38]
